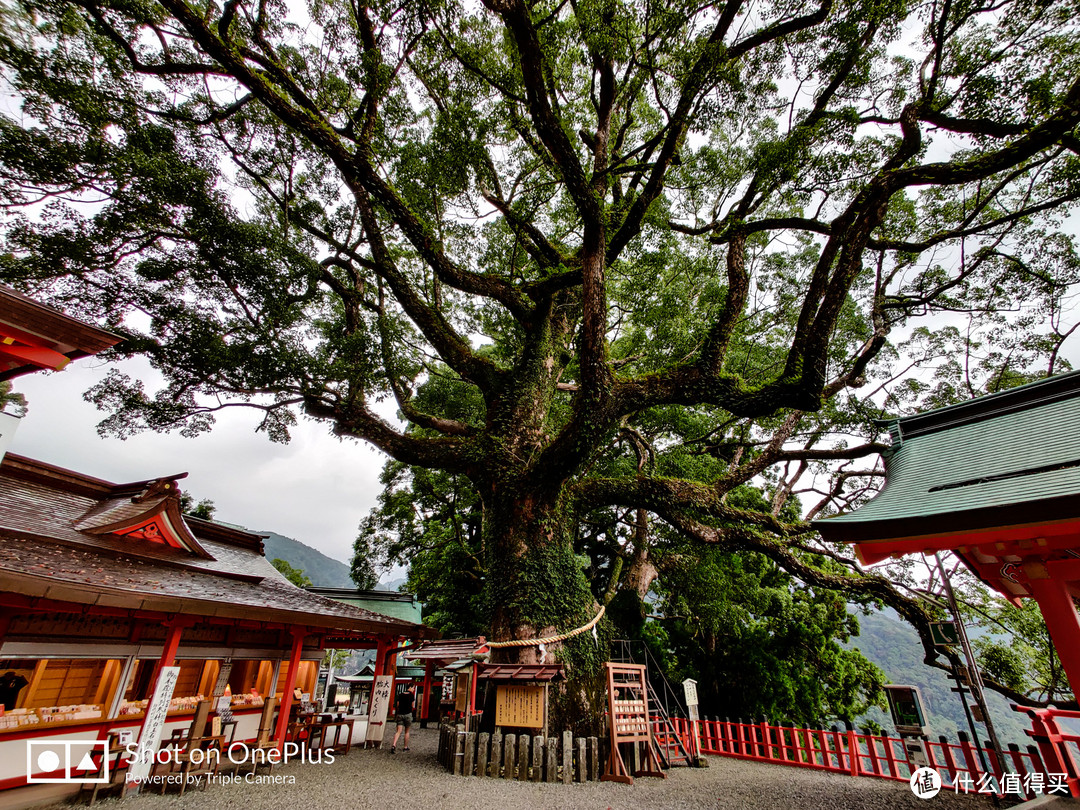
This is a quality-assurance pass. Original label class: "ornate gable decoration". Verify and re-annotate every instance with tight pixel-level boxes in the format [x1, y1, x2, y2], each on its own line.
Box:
[73, 475, 215, 560]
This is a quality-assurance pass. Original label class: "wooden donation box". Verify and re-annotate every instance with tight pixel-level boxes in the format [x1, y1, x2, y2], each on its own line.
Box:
[495, 685, 544, 728]
[601, 662, 665, 784]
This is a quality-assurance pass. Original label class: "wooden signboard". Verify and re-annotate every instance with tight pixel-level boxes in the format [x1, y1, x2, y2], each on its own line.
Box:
[600, 662, 665, 785]
[455, 671, 471, 712]
[365, 674, 394, 745]
[495, 685, 544, 728]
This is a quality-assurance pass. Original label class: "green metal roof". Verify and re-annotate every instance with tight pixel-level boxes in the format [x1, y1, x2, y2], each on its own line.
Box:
[815, 371, 1080, 542]
[306, 586, 423, 623]
[335, 664, 427, 684]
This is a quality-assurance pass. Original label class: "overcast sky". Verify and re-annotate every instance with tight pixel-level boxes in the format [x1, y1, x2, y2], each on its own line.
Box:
[7, 355, 386, 565]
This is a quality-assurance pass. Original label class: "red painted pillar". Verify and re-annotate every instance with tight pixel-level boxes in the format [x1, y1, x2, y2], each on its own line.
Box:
[148, 619, 187, 688]
[468, 662, 478, 731]
[1028, 577, 1080, 698]
[274, 629, 307, 748]
[420, 660, 434, 725]
[130, 616, 190, 775]
[372, 637, 393, 680]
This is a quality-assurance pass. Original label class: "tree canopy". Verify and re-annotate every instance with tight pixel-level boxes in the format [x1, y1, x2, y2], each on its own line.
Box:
[2, 0, 1079, 705]
[271, 557, 313, 588]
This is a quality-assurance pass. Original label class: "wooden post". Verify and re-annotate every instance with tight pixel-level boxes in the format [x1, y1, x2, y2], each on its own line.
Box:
[517, 735, 530, 781]
[576, 737, 586, 782]
[543, 682, 549, 740]
[847, 729, 860, 776]
[503, 733, 516, 779]
[464, 731, 476, 776]
[477, 732, 489, 778]
[490, 732, 502, 777]
[531, 736, 543, 782]
[588, 737, 599, 781]
[372, 636, 392, 681]
[468, 661, 479, 731]
[562, 729, 573, 784]
[546, 736, 558, 782]
[148, 618, 188, 690]
[273, 629, 307, 749]
[453, 731, 465, 775]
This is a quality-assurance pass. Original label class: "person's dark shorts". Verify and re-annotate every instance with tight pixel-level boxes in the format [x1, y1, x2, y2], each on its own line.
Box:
[395, 712, 413, 728]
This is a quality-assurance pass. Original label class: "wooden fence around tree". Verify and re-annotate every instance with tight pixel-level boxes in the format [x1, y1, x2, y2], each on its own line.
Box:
[440, 710, 1080, 799]
[438, 724, 606, 782]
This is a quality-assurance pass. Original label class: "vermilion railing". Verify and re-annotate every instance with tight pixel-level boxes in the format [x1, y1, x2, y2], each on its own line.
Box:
[652, 711, 1080, 799]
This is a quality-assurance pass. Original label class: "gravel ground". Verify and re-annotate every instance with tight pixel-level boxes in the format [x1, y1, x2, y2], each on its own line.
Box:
[51, 727, 1019, 810]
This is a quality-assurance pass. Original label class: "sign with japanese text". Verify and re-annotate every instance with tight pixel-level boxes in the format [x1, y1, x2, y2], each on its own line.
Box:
[682, 678, 699, 707]
[126, 666, 179, 784]
[495, 685, 544, 728]
[211, 660, 233, 699]
[365, 675, 394, 745]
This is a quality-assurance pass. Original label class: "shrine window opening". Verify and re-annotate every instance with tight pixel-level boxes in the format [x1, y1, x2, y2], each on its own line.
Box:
[0, 656, 124, 731]
[274, 660, 318, 700]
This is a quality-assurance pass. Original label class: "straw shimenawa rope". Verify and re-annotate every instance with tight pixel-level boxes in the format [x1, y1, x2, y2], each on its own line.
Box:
[486, 605, 605, 648]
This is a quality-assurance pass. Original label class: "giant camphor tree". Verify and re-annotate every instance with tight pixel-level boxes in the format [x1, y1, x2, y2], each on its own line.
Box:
[2, 0, 1080, 708]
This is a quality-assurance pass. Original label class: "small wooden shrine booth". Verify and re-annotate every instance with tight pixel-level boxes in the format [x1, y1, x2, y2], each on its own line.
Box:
[403, 638, 489, 727]
[480, 663, 564, 739]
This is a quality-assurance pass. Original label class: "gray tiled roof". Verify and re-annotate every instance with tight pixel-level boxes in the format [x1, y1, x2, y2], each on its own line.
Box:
[0, 454, 435, 638]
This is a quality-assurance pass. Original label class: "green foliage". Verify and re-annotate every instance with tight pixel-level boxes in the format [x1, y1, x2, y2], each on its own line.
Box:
[354, 462, 487, 636]
[271, 557, 313, 588]
[963, 588, 1073, 703]
[178, 492, 215, 520]
[657, 546, 885, 723]
[0, 381, 27, 416]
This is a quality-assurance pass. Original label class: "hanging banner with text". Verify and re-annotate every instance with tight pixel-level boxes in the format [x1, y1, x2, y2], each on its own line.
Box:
[127, 666, 180, 784]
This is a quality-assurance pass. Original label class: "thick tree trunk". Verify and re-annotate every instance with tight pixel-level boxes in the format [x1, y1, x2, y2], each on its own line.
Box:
[483, 488, 599, 668]
[622, 509, 658, 600]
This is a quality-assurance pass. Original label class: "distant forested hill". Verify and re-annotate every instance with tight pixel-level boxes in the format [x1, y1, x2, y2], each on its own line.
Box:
[851, 608, 1031, 748]
[260, 531, 353, 587]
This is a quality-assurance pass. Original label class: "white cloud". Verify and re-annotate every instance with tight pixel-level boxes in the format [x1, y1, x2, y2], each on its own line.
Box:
[7, 357, 387, 564]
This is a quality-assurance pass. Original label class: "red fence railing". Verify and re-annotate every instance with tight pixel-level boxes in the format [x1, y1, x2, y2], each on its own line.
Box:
[652, 709, 1080, 800]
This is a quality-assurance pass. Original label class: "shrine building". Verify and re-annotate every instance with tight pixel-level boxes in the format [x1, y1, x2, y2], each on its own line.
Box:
[814, 370, 1080, 697]
[0, 285, 436, 804]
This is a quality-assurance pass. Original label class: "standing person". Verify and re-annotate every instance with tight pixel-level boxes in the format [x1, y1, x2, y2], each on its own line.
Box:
[390, 682, 417, 753]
